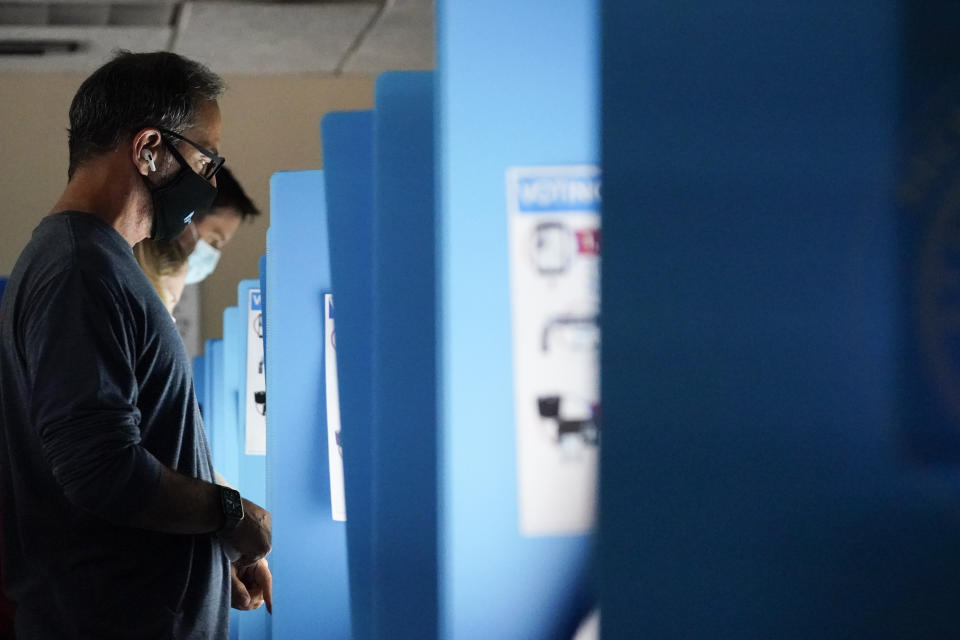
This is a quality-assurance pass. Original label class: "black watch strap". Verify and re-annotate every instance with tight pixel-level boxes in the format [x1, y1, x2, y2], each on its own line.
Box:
[218, 485, 244, 535]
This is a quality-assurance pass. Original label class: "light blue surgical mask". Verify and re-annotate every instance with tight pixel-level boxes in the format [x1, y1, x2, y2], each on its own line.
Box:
[185, 233, 221, 284]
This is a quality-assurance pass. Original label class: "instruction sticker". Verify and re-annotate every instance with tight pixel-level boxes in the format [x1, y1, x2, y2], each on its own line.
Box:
[245, 289, 266, 456]
[324, 293, 347, 522]
[507, 165, 601, 536]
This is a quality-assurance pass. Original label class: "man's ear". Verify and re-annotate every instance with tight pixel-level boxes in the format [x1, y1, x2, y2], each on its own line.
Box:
[132, 128, 163, 177]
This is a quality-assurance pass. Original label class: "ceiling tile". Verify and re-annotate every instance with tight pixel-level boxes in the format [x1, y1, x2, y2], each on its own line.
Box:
[172, 1, 378, 74]
[341, 0, 433, 74]
[0, 4, 49, 25]
[0, 25, 171, 71]
[49, 4, 110, 26]
[108, 3, 175, 26]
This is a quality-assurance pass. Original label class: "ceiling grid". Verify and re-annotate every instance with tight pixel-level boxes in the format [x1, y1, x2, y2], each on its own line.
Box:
[0, 0, 433, 74]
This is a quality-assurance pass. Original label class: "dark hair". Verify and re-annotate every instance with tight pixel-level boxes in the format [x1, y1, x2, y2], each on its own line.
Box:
[68, 50, 224, 179]
[196, 165, 261, 222]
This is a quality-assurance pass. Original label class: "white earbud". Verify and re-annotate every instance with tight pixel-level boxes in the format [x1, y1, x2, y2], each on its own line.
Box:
[141, 149, 157, 173]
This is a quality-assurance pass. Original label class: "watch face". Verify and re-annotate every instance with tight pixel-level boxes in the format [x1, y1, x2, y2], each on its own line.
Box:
[222, 488, 243, 519]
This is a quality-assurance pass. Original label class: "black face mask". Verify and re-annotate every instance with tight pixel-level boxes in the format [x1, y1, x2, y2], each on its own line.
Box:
[147, 141, 217, 241]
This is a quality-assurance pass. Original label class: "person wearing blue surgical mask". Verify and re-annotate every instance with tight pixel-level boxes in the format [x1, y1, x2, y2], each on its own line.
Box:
[178, 166, 261, 284]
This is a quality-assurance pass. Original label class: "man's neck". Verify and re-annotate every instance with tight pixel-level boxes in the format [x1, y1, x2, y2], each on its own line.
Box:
[51, 155, 151, 247]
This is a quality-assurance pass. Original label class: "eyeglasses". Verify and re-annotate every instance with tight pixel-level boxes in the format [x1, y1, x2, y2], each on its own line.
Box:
[159, 127, 225, 181]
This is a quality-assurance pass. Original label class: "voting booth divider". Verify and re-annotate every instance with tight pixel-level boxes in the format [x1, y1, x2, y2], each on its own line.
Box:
[217, 307, 244, 638]
[203, 338, 226, 472]
[368, 72, 438, 640]
[436, 2, 598, 638]
[321, 110, 376, 640]
[218, 307, 242, 489]
[597, 2, 960, 638]
[264, 170, 351, 638]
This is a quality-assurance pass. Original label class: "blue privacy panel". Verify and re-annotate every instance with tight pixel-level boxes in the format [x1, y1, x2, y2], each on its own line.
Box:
[600, 3, 960, 638]
[202, 339, 220, 451]
[209, 339, 224, 476]
[216, 306, 241, 489]
[266, 170, 350, 639]
[321, 110, 375, 640]
[437, 1, 597, 638]
[236, 279, 268, 639]
[371, 72, 437, 640]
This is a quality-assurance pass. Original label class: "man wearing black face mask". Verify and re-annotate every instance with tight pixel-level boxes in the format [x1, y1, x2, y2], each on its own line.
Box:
[0, 51, 272, 639]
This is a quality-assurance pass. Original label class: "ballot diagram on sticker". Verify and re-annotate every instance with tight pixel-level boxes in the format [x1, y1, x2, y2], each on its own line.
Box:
[507, 165, 600, 537]
[324, 293, 347, 522]
[245, 289, 266, 456]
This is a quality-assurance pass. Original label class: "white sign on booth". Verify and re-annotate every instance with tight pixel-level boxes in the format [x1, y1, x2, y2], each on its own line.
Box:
[324, 293, 347, 522]
[507, 165, 601, 537]
[245, 289, 266, 456]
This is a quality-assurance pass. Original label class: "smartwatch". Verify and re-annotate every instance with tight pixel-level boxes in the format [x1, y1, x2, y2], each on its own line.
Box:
[218, 485, 244, 535]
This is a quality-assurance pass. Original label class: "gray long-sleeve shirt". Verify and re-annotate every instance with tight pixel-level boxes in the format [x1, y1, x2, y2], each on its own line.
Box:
[0, 212, 229, 639]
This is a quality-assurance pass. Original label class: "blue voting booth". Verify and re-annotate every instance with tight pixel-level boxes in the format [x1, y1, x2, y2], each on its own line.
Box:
[216, 306, 242, 489]
[369, 72, 437, 640]
[436, 2, 597, 638]
[599, 2, 960, 638]
[319, 73, 439, 639]
[265, 170, 351, 638]
[321, 111, 376, 640]
[209, 338, 225, 474]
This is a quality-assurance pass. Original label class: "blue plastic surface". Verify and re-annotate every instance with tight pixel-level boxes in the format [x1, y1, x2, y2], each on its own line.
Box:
[216, 306, 241, 489]
[209, 339, 224, 480]
[599, 3, 960, 637]
[437, 1, 597, 638]
[321, 110, 375, 640]
[370, 71, 438, 640]
[266, 170, 351, 639]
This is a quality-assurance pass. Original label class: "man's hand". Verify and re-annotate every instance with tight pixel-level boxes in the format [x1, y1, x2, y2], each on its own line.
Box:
[230, 558, 273, 614]
[221, 498, 271, 567]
